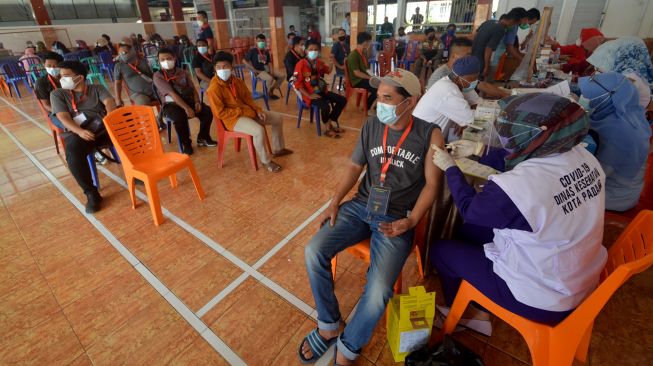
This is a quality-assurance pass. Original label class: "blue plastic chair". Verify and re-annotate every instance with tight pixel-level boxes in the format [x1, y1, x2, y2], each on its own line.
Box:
[29, 63, 46, 84]
[401, 41, 420, 71]
[87, 146, 120, 190]
[285, 80, 294, 105]
[296, 95, 323, 136]
[63, 53, 81, 62]
[249, 70, 270, 111]
[98, 51, 115, 81]
[233, 64, 245, 80]
[0, 61, 33, 98]
[331, 71, 344, 92]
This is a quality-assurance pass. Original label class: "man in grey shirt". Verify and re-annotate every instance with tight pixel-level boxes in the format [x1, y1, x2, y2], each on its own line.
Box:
[113, 43, 157, 106]
[301, 69, 444, 365]
[50, 61, 116, 213]
[471, 13, 517, 78]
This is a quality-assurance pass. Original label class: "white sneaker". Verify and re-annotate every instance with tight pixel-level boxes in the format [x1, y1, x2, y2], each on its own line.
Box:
[436, 305, 493, 336]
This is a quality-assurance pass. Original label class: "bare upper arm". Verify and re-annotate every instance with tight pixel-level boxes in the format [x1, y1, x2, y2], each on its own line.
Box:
[424, 128, 445, 182]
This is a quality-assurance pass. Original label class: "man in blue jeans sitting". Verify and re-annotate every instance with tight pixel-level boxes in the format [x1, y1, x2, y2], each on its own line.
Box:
[300, 69, 444, 365]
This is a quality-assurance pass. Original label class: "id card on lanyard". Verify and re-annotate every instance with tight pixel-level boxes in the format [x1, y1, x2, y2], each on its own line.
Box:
[366, 118, 413, 216]
[70, 86, 88, 125]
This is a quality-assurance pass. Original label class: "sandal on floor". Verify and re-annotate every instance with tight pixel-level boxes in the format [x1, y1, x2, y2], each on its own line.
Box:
[272, 148, 294, 157]
[327, 122, 345, 133]
[324, 129, 342, 139]
[263, 161, 282, 173]
[298, 328, 337, 364]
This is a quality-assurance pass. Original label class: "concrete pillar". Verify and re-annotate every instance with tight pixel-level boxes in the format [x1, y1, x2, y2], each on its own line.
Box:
[29, 0, 57, 46]
[350, 0, 368, 49]
[396, 0, 406, 31]
[135, 0, 155, 35]
[268, 0, 286, 73]
[168, 0, 187, 36]
[473, 0, 493, 33]
[210, 0, 230, 50]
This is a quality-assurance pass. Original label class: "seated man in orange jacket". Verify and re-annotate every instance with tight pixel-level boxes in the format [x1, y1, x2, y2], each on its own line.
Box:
[547, 28, 605, 76]
[206, 51, 293, 173]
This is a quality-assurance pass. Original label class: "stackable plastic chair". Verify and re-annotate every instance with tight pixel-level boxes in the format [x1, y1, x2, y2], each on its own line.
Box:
[81, 56, 109, 89]
[249, 69, 270, 111]
[215, 117, 271, 172]
[344, 63, 369, 115]
[103, 106, 205, 225]
[296, 95, 323, 136]
[331, 212, 429, 294]
[97, 51, 115, 81]
[438, 210, 653, 366]
[0, 61, 33, 97]
[400, 40, 420, 71]
[35, 97, 65, 154]
[182, 46, 197, 77]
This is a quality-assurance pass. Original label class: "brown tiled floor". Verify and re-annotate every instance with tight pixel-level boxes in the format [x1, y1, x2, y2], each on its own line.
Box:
[1, 78, 651, 366]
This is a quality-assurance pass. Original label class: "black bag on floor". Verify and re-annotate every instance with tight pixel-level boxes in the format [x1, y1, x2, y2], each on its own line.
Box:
[405, 335, 484, 366]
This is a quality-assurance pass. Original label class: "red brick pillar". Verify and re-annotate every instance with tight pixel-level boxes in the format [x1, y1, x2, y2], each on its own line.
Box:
[267, 0, 286, 74]
[210, 0, 230, 51]
[168, 0, 187, 36]
[29, 0, 57, 46]
[350, 0, 368, 49]
[135, 0, 155, 35]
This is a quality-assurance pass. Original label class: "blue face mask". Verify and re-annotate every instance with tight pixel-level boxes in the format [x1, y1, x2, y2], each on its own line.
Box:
[463, 80, 479, 92]
[377, 99, 408, 125]
[447, 29, 455, 36]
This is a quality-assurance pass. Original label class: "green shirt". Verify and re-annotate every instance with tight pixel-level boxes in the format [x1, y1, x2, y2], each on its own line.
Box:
[346, 49, 368, 87]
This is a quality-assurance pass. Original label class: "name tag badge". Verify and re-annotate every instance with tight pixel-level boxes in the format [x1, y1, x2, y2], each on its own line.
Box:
[164, 95, 174, 103]
[366, 185, 391, 216]
[72, 112, 87, 125]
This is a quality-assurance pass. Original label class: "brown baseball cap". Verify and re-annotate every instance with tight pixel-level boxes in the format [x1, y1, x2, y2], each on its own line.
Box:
[370, 68, 421, 97]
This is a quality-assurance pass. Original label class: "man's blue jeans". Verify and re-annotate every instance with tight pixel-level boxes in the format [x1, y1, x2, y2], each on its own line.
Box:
[49, 113, 64, 129]
[304, 199, 413, 360]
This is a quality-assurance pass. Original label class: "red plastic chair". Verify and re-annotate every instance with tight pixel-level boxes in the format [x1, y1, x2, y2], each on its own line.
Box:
[215, 117, 272, 171]
[344, 63, 369, 115]
[35, 97, 65, 154]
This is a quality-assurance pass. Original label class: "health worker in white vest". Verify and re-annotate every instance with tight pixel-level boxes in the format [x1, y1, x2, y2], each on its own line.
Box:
[429, 93, 608, 336]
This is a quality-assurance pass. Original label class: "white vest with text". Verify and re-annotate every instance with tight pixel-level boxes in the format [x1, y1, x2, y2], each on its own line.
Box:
[486, 146, 608, 312]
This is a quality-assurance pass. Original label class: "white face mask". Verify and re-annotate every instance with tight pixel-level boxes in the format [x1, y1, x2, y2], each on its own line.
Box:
[198, 46, 208, 55]
[45, 67, 60, 77]
[216, 69, 231, 81]
[307, 50, 319, 60]
[197, 20, 204, 26]
[160, 60, 175, 70]
[60, 76, 77, 90]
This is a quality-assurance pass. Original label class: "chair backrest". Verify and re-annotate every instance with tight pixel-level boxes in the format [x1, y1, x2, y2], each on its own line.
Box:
[343, 63, 354, 90]
[183, 46, 197, 63]
[404, 41, 420, 62]
[77, 50, 91, 59]
[35, 97, 62, 133]
[81, 56, 102, 73]
[98, 51, 114, 67]
[377, 52, 392, 77]
[143, 44, 159, 57]
[30, 63, 45, 79]
[383, 38, 397, 55]
[0, 62, 26, 78]
[63, 53, 80, 62]
[103, 106, 163, 169]
[566, 210, 653, 326]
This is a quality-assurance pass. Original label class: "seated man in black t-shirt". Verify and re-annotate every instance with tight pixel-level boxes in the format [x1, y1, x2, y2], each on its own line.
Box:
[284, 36, 305, 81]
[244, 33, 286, 100]
[192, 38, 215, 90]
[35, 52, 64, 128]
[300, 69, 444, 365]
[50, 61, 117, 213]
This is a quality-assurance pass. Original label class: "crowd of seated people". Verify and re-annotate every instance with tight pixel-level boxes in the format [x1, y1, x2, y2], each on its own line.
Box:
[6, 13, 651, 364]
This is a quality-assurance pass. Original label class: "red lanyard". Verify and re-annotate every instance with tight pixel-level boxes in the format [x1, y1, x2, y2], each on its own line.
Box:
[356, 49, 367, 67]
[229, 80, 238, 100]
[47, 75, 58, 89]
[380, 117, 413, 185]
[162, 69, 177, 82]
[70, 85, 87, 114]
[127, 62, 142, 75]
[257, 47, 267, 63]
[291, 49, 302, 60]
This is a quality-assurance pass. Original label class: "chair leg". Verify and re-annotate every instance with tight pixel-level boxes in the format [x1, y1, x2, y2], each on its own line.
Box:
[53, 131, 60, 155]
[109, 146, 121, 164]
[169, 173, 177, 188]
[166, 120, 172, 143]
[362, 92, 369, 115]
[574, 322, 594, 363]
[245, 136, 258, 171]
[331, 75, 336, 92]
[143, 179, 164, 226]
[297, 104, 304, 128]
[217, 137, 226, 168]
[126, 175, 137, 209]
[234, 138, 241, 152]
[187, 163, 205, 200]
[441, 283, 473, 336]
[87, 154, 99, 189]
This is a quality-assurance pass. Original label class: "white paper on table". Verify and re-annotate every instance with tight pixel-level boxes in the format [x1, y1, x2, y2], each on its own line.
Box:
[511, 80, 571, 97]
[455, 158, 498, 180]
[398, 328, 430, 353]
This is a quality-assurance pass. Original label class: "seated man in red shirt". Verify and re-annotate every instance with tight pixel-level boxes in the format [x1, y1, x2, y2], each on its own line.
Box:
[293, 40, 347, 138]
[547, 28, 605, 76]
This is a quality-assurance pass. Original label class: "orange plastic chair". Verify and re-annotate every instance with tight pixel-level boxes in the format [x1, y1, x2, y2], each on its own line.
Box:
[438, 210, 653, 366]
[344, 63, 369, 115]
[103, 106, 205, 225]
[331, 212, 429, 294]
[0, 76, 11, 97]
[35, 97, 65, 155]
[215, 117, 272, 171]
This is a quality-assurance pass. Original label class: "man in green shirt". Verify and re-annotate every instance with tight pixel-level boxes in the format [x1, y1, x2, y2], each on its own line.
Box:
[345, 32, 377, 113]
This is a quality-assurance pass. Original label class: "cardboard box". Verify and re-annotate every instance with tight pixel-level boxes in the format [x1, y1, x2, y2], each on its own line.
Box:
[386, 286, 436, 362]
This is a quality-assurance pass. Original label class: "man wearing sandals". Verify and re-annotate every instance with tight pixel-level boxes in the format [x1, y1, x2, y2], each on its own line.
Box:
[207, 51, 293, 173]
[294, 39, 347, 138]
[302, 69, 444, 364]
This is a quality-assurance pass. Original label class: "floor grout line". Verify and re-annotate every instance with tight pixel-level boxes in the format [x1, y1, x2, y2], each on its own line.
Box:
[0, 105, 246, 366]
[1, 94, 319, 320]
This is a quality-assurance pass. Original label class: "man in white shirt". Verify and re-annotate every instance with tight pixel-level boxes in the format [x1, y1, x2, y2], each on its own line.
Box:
[413, 55, 480, 139]
[342, 13, 351, 35]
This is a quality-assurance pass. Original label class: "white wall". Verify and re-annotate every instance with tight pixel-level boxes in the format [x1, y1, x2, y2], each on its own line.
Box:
[283, 6, 301, 35]
[601, 0, 651, 38]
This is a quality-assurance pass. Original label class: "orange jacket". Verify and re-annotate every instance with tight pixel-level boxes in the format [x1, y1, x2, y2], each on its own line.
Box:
[206, 75, 261, 131]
